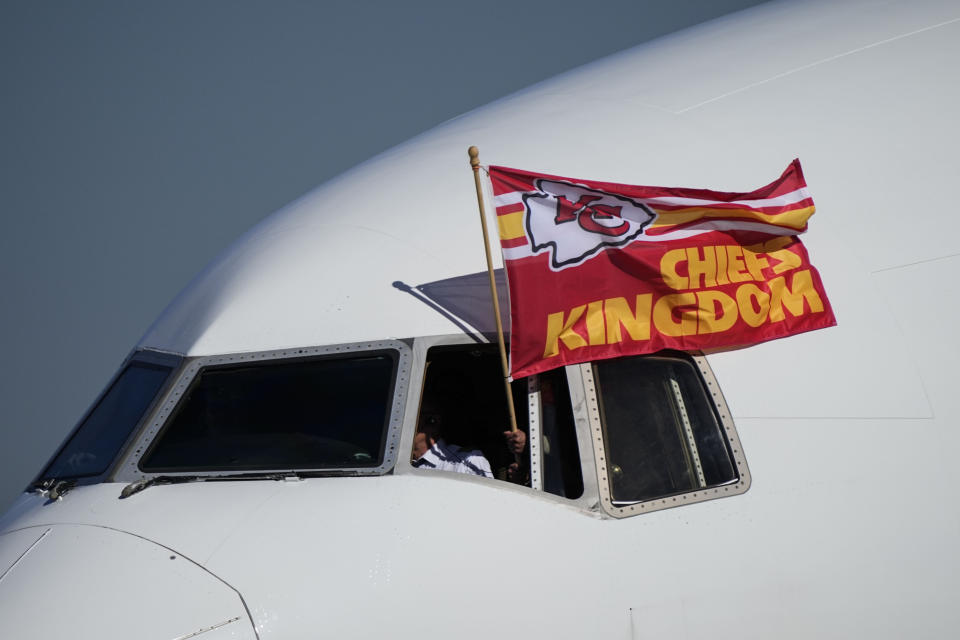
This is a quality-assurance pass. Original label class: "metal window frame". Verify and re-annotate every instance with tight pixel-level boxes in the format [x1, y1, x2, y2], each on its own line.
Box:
[113, 340, 412, 483]
[561, 364, 601, 508]
[529, 365, 597, 504]
[581, 353, 751, 519]
[526, 375, 543, 491]
[399, 336, 599, 511]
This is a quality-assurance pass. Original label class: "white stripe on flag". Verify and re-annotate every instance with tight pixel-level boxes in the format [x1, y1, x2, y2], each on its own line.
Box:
[494, 186, 810, 210]
[493, 192, 523, 207]
[499, 219, 801, 263]
[641, 219, 803, 242]
[641, 187, 811, 209]
[502, 244, 537, 261]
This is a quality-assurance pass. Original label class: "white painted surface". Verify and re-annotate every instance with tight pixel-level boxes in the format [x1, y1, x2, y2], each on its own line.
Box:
[2, 460, 956, 638]
[135, 0, 959, 421]
[0, 524, 256, 639]
[3, 0, 960, 638]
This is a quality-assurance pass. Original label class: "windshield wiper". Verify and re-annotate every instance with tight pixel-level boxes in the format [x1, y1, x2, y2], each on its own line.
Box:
[32, 477, 78, 500]
[119, 468, 361, 499]
[119, 472, 303, 499]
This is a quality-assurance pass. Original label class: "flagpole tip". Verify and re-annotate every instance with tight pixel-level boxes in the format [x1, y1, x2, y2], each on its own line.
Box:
[468, 146, 480, 168]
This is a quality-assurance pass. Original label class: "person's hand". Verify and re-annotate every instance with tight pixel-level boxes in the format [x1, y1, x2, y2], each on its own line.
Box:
[503, 429, 526, 455]
[506, 461, 524, 483]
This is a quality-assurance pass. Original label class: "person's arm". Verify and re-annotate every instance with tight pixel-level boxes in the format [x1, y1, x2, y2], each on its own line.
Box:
[503, 430, 528, 484]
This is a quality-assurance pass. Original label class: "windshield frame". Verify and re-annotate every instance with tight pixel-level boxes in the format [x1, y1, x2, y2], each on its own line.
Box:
[583, 352, 751, 518]
[113, 339, 412, 483]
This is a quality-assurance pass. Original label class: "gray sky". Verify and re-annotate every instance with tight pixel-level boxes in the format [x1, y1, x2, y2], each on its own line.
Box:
[0, 0, 767, 510]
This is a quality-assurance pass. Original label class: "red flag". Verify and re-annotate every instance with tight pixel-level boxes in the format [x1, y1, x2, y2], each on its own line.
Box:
[488, 161, 836, 378]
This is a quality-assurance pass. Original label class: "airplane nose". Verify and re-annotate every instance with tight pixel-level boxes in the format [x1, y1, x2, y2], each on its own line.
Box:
[0, 524, 257, 640]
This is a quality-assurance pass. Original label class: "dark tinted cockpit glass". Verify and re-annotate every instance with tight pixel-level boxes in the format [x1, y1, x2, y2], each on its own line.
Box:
[43, 362, 173, 479]
[539, 367, 583, 499]
[140, 353, 396, 472]
[594, 355, 737, 504]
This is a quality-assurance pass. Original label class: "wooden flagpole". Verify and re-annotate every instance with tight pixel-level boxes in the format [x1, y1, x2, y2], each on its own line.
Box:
[468, 146, 519, 434]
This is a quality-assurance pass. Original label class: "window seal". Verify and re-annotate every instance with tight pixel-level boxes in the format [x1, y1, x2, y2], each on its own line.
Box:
[112, 340, 412, 483]
[583, 353, 751, 518]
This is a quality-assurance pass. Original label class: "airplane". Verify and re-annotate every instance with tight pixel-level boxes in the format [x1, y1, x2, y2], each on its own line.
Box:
[2, 0, 959, 637]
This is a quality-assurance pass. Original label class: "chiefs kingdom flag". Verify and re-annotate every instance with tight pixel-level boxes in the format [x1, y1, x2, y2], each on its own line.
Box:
[488, 161, 836, 379]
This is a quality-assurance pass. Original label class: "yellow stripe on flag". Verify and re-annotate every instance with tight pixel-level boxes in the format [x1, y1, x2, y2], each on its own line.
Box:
[497, 211, 525, 240]
[650, 205, 815, 231]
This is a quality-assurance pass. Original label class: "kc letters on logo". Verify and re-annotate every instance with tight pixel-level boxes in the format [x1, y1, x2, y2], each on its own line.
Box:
[488, 162, 835, 378]
[524, 179, 657, 269]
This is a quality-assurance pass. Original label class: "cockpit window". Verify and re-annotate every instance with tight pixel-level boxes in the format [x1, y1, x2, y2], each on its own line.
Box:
[413, 344, 583, 499]
[140, 352, 397, 472]
[415, 346, 528, 481]
[592, 354, 743, 510]
[42, 361, 174, 480]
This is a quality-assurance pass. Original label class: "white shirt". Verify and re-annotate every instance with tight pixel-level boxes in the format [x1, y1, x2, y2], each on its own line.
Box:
[413, 438, 492, 478]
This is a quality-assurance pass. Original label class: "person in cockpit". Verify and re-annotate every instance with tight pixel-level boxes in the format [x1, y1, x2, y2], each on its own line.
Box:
[411, 399, 526, 480]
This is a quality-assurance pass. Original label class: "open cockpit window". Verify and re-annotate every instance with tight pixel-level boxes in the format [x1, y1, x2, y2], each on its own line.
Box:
[414, 344, 583, 499]
[414, 346, 527, 481]
[133, 342, 410, 476]
[587, 353, 749, 516]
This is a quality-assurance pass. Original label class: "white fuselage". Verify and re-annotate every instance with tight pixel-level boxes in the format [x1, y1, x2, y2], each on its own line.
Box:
[2, 0, 959, 637]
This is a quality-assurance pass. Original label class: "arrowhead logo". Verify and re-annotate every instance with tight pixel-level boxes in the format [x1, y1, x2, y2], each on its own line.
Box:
[523, 179, 657, 269]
